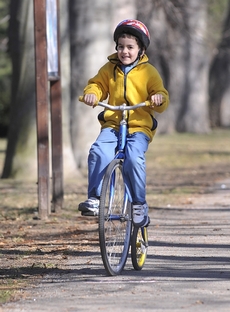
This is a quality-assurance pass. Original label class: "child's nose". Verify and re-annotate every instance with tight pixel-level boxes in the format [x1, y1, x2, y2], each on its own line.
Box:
[123, 47, 128, 53]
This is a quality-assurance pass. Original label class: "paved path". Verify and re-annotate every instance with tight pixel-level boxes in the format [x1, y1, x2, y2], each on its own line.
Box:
[2, 181, 230, 312]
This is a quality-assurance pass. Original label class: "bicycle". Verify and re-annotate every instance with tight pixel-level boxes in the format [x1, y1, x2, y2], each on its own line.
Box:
[90, 100, 150, 275]
[79, 96, 150, 275]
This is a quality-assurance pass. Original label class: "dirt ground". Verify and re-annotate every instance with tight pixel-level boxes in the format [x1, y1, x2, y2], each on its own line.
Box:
[0, 130, 230, 308]
[1, 176, 230, 312]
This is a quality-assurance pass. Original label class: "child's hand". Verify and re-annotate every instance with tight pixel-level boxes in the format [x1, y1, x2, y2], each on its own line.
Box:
[83, 94, 98, 106]
[150, 94, 164, 107]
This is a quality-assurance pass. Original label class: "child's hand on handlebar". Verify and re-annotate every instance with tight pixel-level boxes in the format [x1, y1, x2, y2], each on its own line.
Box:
[82, 94, 98, 107]
[150, 93, 164, 108]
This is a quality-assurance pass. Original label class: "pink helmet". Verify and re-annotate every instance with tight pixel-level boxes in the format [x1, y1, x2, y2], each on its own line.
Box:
[113, 19, 150, 49]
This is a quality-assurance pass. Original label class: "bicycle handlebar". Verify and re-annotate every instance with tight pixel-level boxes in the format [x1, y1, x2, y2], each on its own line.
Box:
[96, 101, 150, 111]
[79, 96, 151, 110]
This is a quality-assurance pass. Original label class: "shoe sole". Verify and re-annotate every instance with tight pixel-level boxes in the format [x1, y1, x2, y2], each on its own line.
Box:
[81, 211, 98, 217]
[78, 203, 98, 212]
[133, 216, 150, 228]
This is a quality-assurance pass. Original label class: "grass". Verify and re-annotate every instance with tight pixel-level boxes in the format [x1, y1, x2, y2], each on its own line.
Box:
[147, 128, 230, 168]
[1, 128, 229, 175]
[1, 128, 230, 212]
[146, 128, 230, 206]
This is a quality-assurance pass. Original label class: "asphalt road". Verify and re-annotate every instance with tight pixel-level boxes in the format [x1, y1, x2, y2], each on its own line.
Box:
[2, 180, 230, 312]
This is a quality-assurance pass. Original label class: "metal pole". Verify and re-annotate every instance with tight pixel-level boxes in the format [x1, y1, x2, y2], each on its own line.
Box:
[50, 0, 63, 212]
[34, 0, 50, 219]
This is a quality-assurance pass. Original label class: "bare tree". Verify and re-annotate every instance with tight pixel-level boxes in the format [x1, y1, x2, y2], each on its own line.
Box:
[68, 0, 137, 168]
[178, 0, 210, 133]
[59, 0, 76, 178]
[209, 0, 230, 127]
[2, 0, 37, 179]
[5, 0, 227, 181]
[137, 0, 210, 133]
[2, 0, 137, 179]
[2, 0, 75, 180]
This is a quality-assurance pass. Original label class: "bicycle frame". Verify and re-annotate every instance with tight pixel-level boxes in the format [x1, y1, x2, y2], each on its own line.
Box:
[98, 102, 147, 216]
[95, 101, 150, 275]
[97, 102, 148, 160]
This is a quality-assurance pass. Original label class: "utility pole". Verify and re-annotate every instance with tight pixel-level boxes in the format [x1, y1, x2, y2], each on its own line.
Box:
[34, 0, 63, 219]
[47, 0, 63, 212]
[34, 0, 50, 219]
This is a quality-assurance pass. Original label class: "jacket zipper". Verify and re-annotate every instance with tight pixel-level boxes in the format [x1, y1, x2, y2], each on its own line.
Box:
[123, 74, 129, 105]
[120, 61, 147, 130]
[123, 74, 130, 129]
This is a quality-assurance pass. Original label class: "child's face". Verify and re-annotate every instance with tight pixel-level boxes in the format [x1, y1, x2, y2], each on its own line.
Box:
[117, 36, 140, 65]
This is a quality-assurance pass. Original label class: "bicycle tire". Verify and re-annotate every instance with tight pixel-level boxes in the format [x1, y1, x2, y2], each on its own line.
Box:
[131, 225, 148, 270]
[99, 159, 132, 276]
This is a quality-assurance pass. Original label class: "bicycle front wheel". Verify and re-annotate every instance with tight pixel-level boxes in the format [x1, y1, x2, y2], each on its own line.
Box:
[131, 226, 148, 270]
[99, 159, 132, 276]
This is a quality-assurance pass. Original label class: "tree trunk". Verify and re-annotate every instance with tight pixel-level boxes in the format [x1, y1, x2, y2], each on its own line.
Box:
[110, 0, 137, 36]
[209, 0, 230, 127]
[59, 0, 76, 178]
[137, 0, 210, 134]
[177, 0, 210, 133]
[2, 0, 37, 179]
[68, 0, 136, 168]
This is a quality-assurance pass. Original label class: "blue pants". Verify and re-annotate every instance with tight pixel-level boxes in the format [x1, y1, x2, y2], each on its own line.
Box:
[88, 127, 150, 203]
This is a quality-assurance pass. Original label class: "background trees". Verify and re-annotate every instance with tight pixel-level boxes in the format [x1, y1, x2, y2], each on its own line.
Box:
[137, 0, 211, 133]
[0, 0, 229, 180]
[209, 0, 230, 127]
[2, 0, 37, 179]
[68, 0, 137, 167]
[0, 0, 11, 137]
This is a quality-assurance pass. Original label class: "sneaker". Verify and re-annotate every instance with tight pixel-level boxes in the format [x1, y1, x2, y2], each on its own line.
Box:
[132, 203, 149, 227]
[78, 197, 99, 216]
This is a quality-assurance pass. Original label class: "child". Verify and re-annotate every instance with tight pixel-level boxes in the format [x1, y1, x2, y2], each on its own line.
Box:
[78, 19, 169, 227]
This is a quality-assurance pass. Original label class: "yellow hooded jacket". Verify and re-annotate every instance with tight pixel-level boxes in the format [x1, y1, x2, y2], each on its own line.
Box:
[83, 53, 169, 142]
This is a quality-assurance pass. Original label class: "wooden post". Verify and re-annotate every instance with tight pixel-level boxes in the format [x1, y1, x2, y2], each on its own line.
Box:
[34, 0, 50, 219]
[50, 78, 63, 212]
[48, 0, 63, 212]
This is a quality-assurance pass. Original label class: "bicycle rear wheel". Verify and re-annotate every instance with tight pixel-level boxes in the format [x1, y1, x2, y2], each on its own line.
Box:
[99, 159, 132, 276]
[131, 226, 148, 270]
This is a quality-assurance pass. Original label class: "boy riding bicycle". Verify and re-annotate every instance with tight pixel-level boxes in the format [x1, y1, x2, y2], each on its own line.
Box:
[78, 19, 169, 227]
